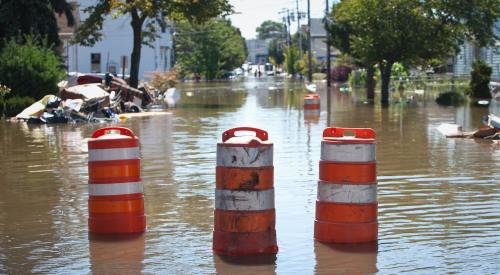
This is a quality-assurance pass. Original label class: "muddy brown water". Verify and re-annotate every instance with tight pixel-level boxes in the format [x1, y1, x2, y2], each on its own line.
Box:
[0, 78, 499, 274]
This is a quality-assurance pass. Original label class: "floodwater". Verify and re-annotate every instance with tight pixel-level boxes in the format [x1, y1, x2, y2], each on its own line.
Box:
[0, 78, 499, 274]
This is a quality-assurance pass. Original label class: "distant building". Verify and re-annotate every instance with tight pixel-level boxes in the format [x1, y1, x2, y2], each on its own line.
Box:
[59, 0, 173, 80]
[246, 39, 270, 64]
[306, 18, 339, 64]
[453, 21, 500, 79]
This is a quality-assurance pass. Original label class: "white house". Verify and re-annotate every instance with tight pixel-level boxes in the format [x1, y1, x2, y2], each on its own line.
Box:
[452, 21, 500, 79]
[61, 1, 173, 80]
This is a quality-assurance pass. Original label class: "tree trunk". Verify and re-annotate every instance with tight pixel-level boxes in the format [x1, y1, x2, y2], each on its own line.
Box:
[380, 61, 394, 106]
[365, 65, 375, 103]
[130, 10, 144, 88]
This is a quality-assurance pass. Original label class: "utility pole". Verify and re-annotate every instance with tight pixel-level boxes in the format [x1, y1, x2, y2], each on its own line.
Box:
[326, 0, 331, 88]
[280, 9, 292, 47]
[307, 0, 312, 83]
[287, 10, 292, 46]
[296, 0, 302, 57]
[326, 0, 331, 127]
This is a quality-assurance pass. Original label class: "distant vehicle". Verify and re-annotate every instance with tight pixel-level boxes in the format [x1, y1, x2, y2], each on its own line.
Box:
[264, 62, 274, 76]
[222, 71, 236, 80]
[234, 68, 243, 76]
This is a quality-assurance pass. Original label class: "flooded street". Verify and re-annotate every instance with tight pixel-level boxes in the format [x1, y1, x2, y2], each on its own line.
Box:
[0, 78, 499, 274]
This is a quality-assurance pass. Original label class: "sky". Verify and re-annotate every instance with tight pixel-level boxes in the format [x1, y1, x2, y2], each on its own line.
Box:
[228, 0, 330, 39]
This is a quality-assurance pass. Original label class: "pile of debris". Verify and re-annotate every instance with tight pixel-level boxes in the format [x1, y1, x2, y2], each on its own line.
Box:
[14, 73, 153, 124]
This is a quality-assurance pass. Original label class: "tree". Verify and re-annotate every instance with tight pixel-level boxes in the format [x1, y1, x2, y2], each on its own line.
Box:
[0, 37, 65, 100]
[296, 52, 318, 78]
[0, 0, 74, 49]
[468, 60, 492, 99]
[283, 45, 300, 76]
[328, 0, 500, 105]
[175, 19, 247, 80]
[268, 38, 284, 66]
[74, 1, 232, 88]
[256, 20, 285, 40]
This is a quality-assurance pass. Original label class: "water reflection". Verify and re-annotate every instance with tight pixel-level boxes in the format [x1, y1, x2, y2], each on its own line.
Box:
[0, 77, 499, 274]
[89, 234, 145, 273]
[213, 254, 277, 275]
[314, 242, 378, 274]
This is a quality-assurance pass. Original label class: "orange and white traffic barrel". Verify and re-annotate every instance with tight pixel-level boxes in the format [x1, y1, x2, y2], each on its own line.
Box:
[315, 127, 377, 243]
[213, 127, 278, 256]
[304, 94, 320, 109]
[87, 127, 145, 234]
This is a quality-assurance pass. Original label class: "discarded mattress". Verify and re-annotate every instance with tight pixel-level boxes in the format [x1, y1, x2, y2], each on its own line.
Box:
[60, 84, 109, 101]
[16, 95, 59, 119]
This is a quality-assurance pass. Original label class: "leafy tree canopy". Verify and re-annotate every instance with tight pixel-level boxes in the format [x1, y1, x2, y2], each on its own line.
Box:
[268, 38, 284, 66]
[0, 36, 65, 100]
[175, 18, 247, 80]
[256, 20, 285, 40]
[74, 0, 233, 87]
[328, 0, 500, 105]
[0, 0, 74, 48]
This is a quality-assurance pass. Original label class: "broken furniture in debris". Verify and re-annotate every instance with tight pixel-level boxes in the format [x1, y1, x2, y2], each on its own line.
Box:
[14, 73, 153, 124]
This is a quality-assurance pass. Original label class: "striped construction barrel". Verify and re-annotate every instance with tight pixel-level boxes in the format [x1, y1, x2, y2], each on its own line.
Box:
[213, 127, 278, 256]
[315, 127, 377, 243]
[304, 94, 320, 109]
[88, 127, 145, 234]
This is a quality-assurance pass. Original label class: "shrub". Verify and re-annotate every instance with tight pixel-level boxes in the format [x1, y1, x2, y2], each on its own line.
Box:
[436, 91, 465, 106]
[331, 65, 352, 82]
[467, 60, 492, 99]
[0, 36, 65, 101]
[149, 70, 178, 92]
[0, 96, 35, 117]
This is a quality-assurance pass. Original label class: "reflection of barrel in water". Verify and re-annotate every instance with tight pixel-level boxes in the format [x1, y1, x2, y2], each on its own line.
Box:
[213, 254, 277, 275]
[314, 242, 378, 274]
[89, 234, 145, 274]
[304, 109, 321, 124]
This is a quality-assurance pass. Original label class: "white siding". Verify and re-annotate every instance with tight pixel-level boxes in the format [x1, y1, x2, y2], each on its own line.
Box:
[67, 1, 173, 80]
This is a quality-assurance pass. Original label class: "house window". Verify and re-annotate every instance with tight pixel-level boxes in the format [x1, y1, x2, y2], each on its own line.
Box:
[91, 53, 101, 73]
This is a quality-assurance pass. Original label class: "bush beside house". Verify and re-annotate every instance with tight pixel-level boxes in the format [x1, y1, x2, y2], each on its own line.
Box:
[0, 37, 65, 116]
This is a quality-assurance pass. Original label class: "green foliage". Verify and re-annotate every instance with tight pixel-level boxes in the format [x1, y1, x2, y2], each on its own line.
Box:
[328, 0, 500, 104]
[0, 0, 74, 49]
[436, 91, 465, 106]
[468, 60, 492, 99]
[295, 52, 318, 77]
[74, 0, 233, 87]
[268, 38, 284, 65]
[291, 32, 308, 53]
[283, 45, 299, 76]
[175, 19, 247, 80]
[0, 96, 35, 117]
[0, 37, 65, 100]
[256, 20, 284, 40]
[335, 54, 354, 67]
[391, 63, 409, 79]
[0, 83, 11, 98]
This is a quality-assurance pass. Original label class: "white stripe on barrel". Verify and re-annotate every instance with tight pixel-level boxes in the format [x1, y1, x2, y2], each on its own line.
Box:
[215, 189, 275, 211]
[304, 98, 320, 104]
[216, 146, 273, 167]
[89, 147, 140, 162]
[321, 142, 375, 162]
[317, 182, 377, 203]
[89, 182, 144, 196]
